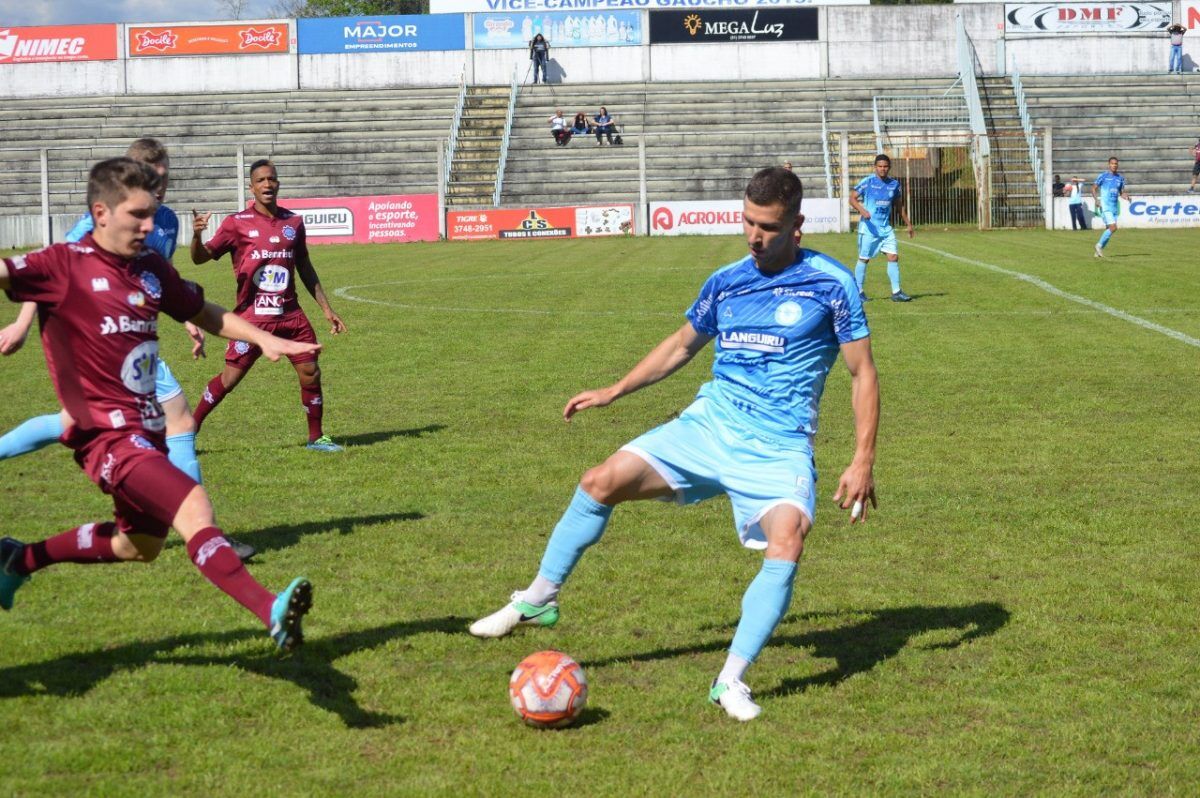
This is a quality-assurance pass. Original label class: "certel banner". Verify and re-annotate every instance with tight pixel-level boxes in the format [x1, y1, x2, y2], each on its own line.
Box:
[432, 0, 861, 12]
[298, 14, 466, 53]
[1052, 196, 1200, 228]
[1005, 3, 1171, 34]
[0, 24, 118, 64]
[650, 8, 818, 43]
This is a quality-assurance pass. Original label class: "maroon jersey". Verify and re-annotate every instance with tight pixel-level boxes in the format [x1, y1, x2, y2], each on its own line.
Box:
[4, 234, 205, 439]
[205, 205, 308, 323]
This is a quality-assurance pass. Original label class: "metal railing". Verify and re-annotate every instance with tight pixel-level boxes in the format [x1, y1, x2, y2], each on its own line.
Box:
[820, 105, 834, 199]
[441, 66, 468, 198]
[955, 13, 990, 161]
[492, 63, 520, 208]
[1010, 57, 1046, 215]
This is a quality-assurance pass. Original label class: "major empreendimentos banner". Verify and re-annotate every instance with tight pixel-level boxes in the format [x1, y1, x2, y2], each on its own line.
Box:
[1004, 3, 1171, 34]
[474, 11, 642, 48]
[298, 14, 466, 53]
[433, 0, 862, 14]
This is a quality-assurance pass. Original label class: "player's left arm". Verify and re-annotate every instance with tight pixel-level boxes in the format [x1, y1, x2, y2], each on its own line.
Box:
[832, 336, 879, 523]
[295, 245, 347, 335]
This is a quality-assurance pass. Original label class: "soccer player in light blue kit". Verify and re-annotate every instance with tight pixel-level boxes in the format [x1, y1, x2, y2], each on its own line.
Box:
[470, 167, 881, 722]
[0, 139, 257, 560]
[850, 154, 915, 302]
[1091, 156, 1129, 258]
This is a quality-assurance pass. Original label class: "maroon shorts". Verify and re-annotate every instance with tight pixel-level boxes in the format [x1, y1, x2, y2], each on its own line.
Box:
[225, 312, 318, 369]
[72, 430, 197, 539]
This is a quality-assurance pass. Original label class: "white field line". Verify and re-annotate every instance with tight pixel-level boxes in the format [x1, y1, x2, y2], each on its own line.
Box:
[906, 241, 1200, 349]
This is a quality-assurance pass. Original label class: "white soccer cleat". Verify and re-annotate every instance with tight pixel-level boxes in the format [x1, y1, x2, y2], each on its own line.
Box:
[1094, 244, 1104, 259]
[469, 591, 560, 639]
[709, 678, 763, 721]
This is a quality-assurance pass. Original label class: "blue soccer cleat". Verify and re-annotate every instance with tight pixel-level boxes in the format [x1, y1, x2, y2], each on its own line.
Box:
[305, 435, 343, 452]
[0, 537, 30, 611]
[269, 577, 313, 652]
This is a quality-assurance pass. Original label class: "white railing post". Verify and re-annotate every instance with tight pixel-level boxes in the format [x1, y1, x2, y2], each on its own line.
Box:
[443, 66, 468, 199]
[40, 148, 50, 246]
[821, 106, 834, 198]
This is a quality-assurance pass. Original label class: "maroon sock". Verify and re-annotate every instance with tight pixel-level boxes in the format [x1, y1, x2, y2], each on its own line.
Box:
[193, 375, 230, 432]
[301, 381, 324, 442]
[20, 522, 120, 574]
[186, 527, 274, 626]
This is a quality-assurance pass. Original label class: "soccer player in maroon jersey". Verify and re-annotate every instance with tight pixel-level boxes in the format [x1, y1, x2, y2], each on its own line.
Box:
[0, 157, 314, 651]
[190, 159, 347, 452]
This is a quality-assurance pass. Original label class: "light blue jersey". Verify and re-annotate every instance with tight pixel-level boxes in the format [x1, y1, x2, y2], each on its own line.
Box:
[1094, 171, 1126, 213]
[686, 248, 870, 438]
[853, 174, 902, 236]
[65, 204, 180, 260]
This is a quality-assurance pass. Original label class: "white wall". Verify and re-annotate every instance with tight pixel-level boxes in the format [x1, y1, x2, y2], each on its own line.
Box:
[2, 62, 126, 98]
[300, 52, 468, 89]
[1006, 36, 1168, 75]
[126, 54, 299, 93]
[650, 42, 824, 81]
[825, 5, 1000, 77]
[471, 46, 645, 85]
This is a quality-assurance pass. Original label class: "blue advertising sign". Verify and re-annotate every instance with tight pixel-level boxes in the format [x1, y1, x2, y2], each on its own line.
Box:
[298, 14, 466, 53]
[473, 11, 642, 49]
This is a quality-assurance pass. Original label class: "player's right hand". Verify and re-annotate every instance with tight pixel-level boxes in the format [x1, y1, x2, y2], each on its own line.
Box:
[0, 321, 30, 355]
[563, 388, 618, 421]
[192, 211, 212, 234]
[262, 338, 322, 363]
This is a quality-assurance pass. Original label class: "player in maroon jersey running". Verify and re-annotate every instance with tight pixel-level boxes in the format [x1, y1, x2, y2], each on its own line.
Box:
[190, 159, 347, 452]
[0, 158, 314, 651]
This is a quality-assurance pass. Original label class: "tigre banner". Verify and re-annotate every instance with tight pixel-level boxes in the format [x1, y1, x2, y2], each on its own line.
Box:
[128, 22, 291, 56]
[448, 205, 635, 240]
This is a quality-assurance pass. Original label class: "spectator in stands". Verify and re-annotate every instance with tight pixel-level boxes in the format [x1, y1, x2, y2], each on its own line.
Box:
[1052, 175, 1065, 198]
[594, 107, 615, 146]
[783, 161, 793, 172]
[530, 34, 550, 85]
[568, 113, 591, 145]
[549, 109, 568, 146]
[1065, 177, 1088, 230]
[1168, 24, 1186, 74]
[1189, 138, 1200, 192]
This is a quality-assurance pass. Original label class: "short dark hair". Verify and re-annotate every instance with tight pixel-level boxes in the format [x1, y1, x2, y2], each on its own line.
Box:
[745, 166, 803, 216]
[249, 158, 275, 176]
[87, 157, 161, 210]
[875, 154, 891, 165]
[126, 138, 169, 167]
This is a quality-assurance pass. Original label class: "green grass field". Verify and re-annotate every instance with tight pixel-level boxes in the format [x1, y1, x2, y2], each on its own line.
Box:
[2, 228, 1198, 795]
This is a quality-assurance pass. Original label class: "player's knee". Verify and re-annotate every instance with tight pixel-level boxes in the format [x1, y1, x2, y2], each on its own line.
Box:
[119, 533, 166, 563]
[164, 405, 196, 437]
[579, 465, 621, 505]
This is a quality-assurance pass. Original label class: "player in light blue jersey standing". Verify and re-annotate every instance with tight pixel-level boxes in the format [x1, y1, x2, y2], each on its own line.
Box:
[470, 167, 881, 722]
[0, 138, 256, 560]
[1091, 157, 1129, 258]
[850, 154, 915, 302]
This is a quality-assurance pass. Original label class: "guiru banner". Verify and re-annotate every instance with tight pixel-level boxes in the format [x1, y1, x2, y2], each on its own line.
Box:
[1052, 196, 1200, 228]
[448, 205, 635, 240]
[128, 22, 290, 57]
[298, 14, 466, 53]
[1004, 3, 1171, 34]
[282, 194, 439, 243]
[432, 0, 862, 12]
[650, 8, 818, 43]
[0, 24, 118, 64]
[649, 199, 839, 236]
[474, 11, 642, 49]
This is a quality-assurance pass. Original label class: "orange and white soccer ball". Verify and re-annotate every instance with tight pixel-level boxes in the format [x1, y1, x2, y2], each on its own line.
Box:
[508, 650, 588, 728]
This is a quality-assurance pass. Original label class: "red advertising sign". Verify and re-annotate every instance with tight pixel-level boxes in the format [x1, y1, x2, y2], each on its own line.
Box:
[447, 205, 635, 241]
[279, 194, 439, 244]
[128, 23, 290, 57]
[0, 24, 118, 64]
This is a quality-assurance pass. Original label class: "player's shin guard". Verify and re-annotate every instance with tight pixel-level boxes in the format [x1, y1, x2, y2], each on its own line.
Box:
[728, 559, 797, 664]
[887, 260, 902, 293]
[1098, 229, 1114, 249]
[300, 381, 324, 442]
[19, 522, 120, 574]
[854, 260, 868, 290]
[166, 432, 202, 483]
[535, 486, 614, 588]
[0, 414, 64, 460]
[186, 527, 274, 625]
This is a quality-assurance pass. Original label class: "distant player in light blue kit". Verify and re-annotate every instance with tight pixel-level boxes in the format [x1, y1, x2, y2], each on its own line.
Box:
[470, 167, 881, 722]
[0, 138, 256, 560]
[850, 153, 915, 302]
[1091, 156, 1129, 258]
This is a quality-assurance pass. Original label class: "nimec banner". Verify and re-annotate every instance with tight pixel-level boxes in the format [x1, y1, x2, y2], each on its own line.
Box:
[1004, 3, 1171, 34]
[298, 14, 465, 53]
[649, 8, 818, 43]
[448, 205, 635, 240]
[128, 22, 290, 56]
[284, 194, 439, 244]
[0, 24, 118, 64]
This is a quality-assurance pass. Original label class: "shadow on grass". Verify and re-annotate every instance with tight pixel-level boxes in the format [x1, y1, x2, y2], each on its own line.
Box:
[590, 602, 1008, 699]
[166, 512, 425, 555]
[873, 291, 948, 303]
[336, 424, 446, 448]
[0, 615, 470, 729]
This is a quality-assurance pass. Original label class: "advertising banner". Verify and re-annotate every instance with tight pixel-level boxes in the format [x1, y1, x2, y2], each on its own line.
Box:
[649, 198, 839, 236]
[650, 8, 818, 43]
[1004, 3, 1171, 34]
[1185, 0, 1200, 30]
[433, 0, 861, 12]
[1052, 196, 1200, 228]
[298, 14, 465, 53]
[0, 24, 118, 64]
[474, 11, 642, 49]
[447, 205, 635, 240]
[281, 194, 439, 244]
[128, 22, 291, 57]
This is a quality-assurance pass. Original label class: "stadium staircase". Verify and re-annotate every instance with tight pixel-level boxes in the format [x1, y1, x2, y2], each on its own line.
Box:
[978, 77, 1043, 228]
[445, 86, 511, 209]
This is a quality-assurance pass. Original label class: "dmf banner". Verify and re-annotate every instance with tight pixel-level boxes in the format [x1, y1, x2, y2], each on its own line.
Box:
[649, 8, 818, 44]
[1004, 3, 1171, 34]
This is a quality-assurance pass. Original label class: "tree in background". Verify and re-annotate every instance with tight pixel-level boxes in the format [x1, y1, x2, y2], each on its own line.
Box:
[270, 0, 430, 15]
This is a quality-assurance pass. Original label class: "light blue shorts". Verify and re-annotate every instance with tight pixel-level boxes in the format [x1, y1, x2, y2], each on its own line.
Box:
[1101, 208, 1119, 226]
[620, 396, 817, 550]
[857, 228, 898, 260]
[155, 359, 183, 403]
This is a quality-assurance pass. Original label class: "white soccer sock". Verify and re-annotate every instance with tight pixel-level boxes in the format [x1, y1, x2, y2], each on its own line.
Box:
[523, 575, 561, 605]
[717, 653, 752, 685]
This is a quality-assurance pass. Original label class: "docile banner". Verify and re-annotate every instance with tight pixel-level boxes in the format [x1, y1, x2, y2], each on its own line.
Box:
[447, 205, 635, 240]
[282, 194, 439, 244]
[128, 22, 291, 56]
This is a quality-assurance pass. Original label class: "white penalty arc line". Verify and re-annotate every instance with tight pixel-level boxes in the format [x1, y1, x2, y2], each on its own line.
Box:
[907, 242, 1200, 349]
[333, 283, 678, 318]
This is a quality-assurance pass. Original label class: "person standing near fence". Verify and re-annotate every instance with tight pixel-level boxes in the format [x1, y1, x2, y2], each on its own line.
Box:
[1168, 24, 1186, 74]
[1065, 177, 1088, 231]
[529, 34, 550, 85]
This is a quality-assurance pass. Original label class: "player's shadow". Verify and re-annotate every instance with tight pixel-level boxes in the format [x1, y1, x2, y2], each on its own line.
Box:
[335, 424, 446, 448]
[0, 615, 470, 729]
[588, 602, 1007, 698]
[237, 511, 424, 554]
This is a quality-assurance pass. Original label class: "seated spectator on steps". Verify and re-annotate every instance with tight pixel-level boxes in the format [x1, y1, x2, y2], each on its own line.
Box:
[593, 106, 616, 146]
[569, 112, 591, 143]
[549, 109, 568, 146]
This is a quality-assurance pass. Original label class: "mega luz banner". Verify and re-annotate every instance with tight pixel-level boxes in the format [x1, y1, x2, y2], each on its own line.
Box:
[650, 199, 840, 236]
[0, 24, 118, 64]
[283, 194, 439, 243]
[128, 22, 291, 56]
[1004, 3, 1171, 34]
[448, 205, 635, 240]
[1052, 196, 1200, 228]
[298, 14, 466, 53]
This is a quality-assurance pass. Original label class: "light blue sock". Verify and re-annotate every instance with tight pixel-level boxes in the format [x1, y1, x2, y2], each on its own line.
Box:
[166, 432, 203, 483]
[887, 260, 902, 293]
[0, 414, 64, 460]
[729, 559, 797, 663]
[854, 260, 868, 290]
[1099, 229, 1113, 249]
[537, 485, 613, 584]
